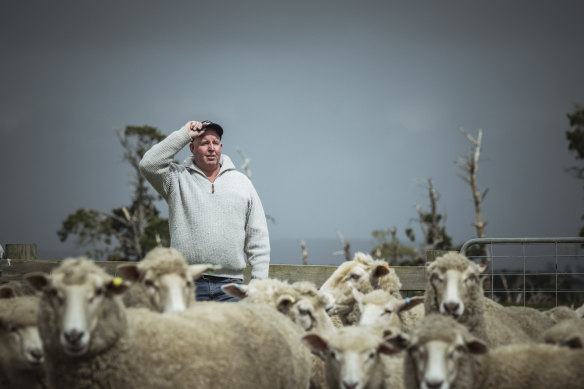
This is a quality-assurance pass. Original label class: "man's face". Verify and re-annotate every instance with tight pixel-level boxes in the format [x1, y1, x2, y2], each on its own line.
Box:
[189, 130, 222, 172]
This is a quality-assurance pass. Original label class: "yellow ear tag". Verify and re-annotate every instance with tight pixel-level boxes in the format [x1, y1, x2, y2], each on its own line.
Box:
[285, 294, 296, 303]
[112, 277, 123, 287]
[383, 263, 390, 270]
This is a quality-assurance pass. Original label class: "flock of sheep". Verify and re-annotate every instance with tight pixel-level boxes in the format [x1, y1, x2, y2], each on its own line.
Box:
[1, 248, 583, 388]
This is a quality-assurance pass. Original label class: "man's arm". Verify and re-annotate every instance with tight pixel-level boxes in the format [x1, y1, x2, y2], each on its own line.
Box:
[244, 187, 271, 280]
[139, 121, 208, 198]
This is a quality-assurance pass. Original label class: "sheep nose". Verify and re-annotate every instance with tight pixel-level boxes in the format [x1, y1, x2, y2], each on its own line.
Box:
[28, 349, 44, 363]
[425, 379, 444, 389]
[444, 301, 460, 315]
[64, 329, 84, 345]
[342, 380, 358, 389]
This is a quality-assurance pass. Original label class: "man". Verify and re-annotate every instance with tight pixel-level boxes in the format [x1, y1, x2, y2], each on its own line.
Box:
[139, 120, 270, 301]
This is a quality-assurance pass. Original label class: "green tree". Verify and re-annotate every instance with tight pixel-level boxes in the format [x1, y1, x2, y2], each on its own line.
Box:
[57, 126, 169, 261]
[370, 227, 421, 265]
[564, 104, 584, 236]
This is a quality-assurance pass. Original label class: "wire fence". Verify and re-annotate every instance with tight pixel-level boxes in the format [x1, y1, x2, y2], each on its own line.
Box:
[460, 237, 584, 308]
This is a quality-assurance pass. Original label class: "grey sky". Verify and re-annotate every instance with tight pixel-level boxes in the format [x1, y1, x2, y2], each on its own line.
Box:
[1, 0, 583, 264]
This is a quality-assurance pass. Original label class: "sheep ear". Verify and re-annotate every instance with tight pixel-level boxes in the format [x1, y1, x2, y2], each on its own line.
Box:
[277, 294, 296, 312]
[302, 333, 328, 360]
[371, 263, 390, 277]
[106, 277, 129, 295]
[383, 332, 409, 353]
[0, 285, 17, 299]
[466, 339, 489, 354]
[117, 263, 141, 282]
[397, 296, 425, 312]
[221, 283, 248, 299]
[476, 263, 487, 274]
[562, 336, 583, 349]
[188, 264, 218, 281]
[24, 272, 50, 292]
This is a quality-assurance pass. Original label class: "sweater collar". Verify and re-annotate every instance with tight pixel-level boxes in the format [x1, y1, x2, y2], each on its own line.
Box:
[183, 154, 236, 176]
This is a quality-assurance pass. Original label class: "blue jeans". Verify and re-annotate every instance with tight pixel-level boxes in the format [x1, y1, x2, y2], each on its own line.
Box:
[195, 275, 242, 302]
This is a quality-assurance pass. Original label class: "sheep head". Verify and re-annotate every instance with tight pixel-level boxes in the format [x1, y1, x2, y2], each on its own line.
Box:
[355, 289, 424, 328]
[302, 326, 400, 389]
[117, 247, 216, 313]
[396, 314, 488, 389]
[25, 257, 128, 357]
[425, 253, 486, 322]
[0, 297, 44, 369]
[319, 252, 385, 315]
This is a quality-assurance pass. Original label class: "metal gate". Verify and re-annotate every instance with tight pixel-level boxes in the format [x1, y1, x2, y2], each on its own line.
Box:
[459, 237, 584, 308]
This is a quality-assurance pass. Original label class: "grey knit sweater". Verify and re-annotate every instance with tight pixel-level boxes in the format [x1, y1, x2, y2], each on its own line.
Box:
[139, 127, 270, 280]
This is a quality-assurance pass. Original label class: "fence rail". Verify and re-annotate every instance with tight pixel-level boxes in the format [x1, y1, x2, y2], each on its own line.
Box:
[0, 258, 427, 292]
[3, 239, 584, 307]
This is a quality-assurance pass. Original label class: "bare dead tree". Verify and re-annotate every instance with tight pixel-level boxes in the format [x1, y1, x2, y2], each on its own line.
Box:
[457, 127, 488, 239]
[236, 146, 275, 223]
[388, 227, 398, 263]
[412, 178, 446, 254]
[236, 147, 252, 180]
[332, 231, 352, 261]
[300, 240, 309, 265]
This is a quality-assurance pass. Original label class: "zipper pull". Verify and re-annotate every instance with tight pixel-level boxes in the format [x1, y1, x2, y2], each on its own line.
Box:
[212, 183, 215, 194]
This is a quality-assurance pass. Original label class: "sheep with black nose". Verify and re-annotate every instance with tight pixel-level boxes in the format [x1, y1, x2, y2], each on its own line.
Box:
[425, 252, 536, 346]
[302, 325, 406, 389]
[393, 314, 584, 389]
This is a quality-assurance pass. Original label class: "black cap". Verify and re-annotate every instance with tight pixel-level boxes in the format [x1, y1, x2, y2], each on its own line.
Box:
[202, 121, 223, 138]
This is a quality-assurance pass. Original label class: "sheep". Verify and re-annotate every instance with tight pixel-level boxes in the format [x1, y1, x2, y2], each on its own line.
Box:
[117, 247, 215, 313]
[302, 325, 406, 389]
[543, 305, 581, 323]
[353, 289, 425, 333]
[541, 318, 584, 349]
[223, 278, 336, 389]
[25, 257, 312, 389]
[0, 293, 45, 388]
[223, 278, 336, 335]
[0, 279, 39, 297]
[425, 252, 536, 346]
[392, 313, 584, 389]
[319, 252, 403, 325]
[503, 305, 556, 339]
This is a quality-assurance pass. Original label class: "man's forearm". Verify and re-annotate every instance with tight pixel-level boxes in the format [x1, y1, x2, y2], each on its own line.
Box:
[139, 127, 191, 196]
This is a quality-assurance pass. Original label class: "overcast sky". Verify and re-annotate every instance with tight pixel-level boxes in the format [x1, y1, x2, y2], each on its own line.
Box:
[1, 0, 583, 264]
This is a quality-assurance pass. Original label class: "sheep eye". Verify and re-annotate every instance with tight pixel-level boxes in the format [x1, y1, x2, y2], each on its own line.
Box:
[383, 308, 393, 315]
[330, 350, 338, 360]
[349, 273, 361, 281]
[464, 275, 477, 285]
[10, 326, 18, 333]
[144, 279, 156, 288]
[89, 288, 104, 303]
[48, 288, 61, 300]
[368, 351, 376, 360]
[185, 280, 193, 288]
[431, 273, 443, 285]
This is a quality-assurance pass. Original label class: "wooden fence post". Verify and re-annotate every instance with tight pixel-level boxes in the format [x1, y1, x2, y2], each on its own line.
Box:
[5, 244, 37, 259]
